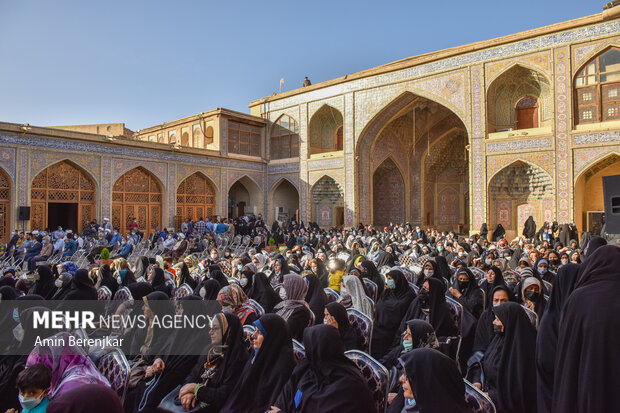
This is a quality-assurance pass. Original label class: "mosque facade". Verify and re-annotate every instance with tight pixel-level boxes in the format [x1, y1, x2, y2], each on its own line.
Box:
[1, 8, 620, 241]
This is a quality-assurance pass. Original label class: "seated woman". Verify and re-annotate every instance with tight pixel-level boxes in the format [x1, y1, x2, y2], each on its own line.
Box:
[447, 268, 484, 319]
[269, 324, 375, 413]
[221, 314, 295, 413]
[149, 267, 172, 297]
[324, 302, 363, 351]
[112, 257, 136, 287]
[371, 270, 416, 360]
[26, 331, 109, 400]
[389, 348, 473, 413]
[380, 319, 439, 370]
[398, 278, 458, 342]
[175, 313, 249, 412]
[479, 266, 506, 309]
[96, 264, 118, 296]
[340, 274, 373, 318]
[62, 269, 98, 301]
[128, 295, 210, 412]
[247, 272, 281, 313]
[521, 276, 547, 318]
[478, 302, 537, 413]
[303, 272, 328, 325]
[274, 274, 314, 342]
[46, 384, 123, 413]
[217, 284, 258, 326]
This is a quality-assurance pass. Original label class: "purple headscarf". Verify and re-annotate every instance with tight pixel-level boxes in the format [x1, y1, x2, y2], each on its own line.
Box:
[27, 331, 109, 399]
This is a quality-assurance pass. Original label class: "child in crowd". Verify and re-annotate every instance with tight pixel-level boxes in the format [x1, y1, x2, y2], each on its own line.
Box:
[8, 364, 52, 413]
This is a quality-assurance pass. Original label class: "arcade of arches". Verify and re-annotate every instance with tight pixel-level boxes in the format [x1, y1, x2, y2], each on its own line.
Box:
[112, 167, 162, 235]
[31, 161, 96, 232]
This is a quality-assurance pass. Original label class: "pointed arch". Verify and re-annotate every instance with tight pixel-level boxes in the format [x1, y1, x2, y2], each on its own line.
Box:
[487, 160, 554, 240]
[308, 104, 343, 156]
[574, 43, 620, 76]
[311, 175, 344, 227]
[227, 175, 263, 218]
[574, 152, 620, 233]
[30, 160, 97, 232]
[270, 114, 299, 160]
[372, 157, 405, 226]
[269, 177, 300, 223]
[573, 46, 620, 125]
[486, 64, 552, 133]
[112, 167, 162, 234]
[486, 61, 553, 91]
[176, 172, 218, 223]
[356, 90, 469, 225]
[0, 167, 11, 242]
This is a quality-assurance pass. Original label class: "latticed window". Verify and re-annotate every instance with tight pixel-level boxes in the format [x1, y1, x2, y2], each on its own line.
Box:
[270, 115, 299, 159]
[112, 167, 161, 234]
[575, 47, 620, 124]
[30, 161, 95, 232]
[227, 121, 261, 157]
[176, 173, 216, 221]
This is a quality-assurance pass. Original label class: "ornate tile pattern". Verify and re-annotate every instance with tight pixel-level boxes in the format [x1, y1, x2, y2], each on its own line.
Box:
[486, 137, 553, 153]
[30, 150, 100, 181]
[19, 149, 27, 205]
[111, 158, 167, 188]
[554, 48, 571, 222]
[573, 130, 620, 145]
[487, 152, 554, 182]
[572, 36, 620, 70]
[101, 157, 112, 219]
[299, 105, 309, 222]
[486, 50, 553, 87]
[0, 147, 16, 181]
[573, 145, 620, 179]
[0, 133, 263, 171]
[471, 65, 485, 229]
[307, 157, 344, 170]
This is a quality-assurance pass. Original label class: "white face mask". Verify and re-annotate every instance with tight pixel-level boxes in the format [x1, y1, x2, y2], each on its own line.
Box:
[19, 393, 44, 410]
[458, 251, 464, 257]
[538, 267, 547, 274]
[199, 287, 206, 298]
[13, 324, 24, 342]
[485, 258, 492, 265]
[561, 258, 569, 265]
[240, 278, 248, 287]
[279, 289, 287, 300]
[117, 276, 122, 285]
[55, 279, 63, 288]
[423, 269, 434, 278]
[210, 254, 218, 260]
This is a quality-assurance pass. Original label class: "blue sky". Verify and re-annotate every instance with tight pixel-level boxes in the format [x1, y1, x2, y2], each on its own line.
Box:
[0, 0, 599, 130]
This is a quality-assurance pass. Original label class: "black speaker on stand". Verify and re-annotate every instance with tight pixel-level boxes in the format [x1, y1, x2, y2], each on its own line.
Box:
[602, 174, 620, 234]
[18, 206, 30, 232]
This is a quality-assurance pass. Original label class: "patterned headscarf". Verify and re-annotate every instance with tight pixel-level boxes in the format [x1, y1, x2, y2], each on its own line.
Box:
[27, 331, 109, 399]
[217, 284, 255, 324]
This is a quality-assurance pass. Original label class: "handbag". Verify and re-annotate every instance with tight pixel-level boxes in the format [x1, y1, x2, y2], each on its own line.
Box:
[157, 385, 202, 413]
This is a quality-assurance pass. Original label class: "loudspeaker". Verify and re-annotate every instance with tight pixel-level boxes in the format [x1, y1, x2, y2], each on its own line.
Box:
[602, 174, 620, 234]
[18, 206, 30, 221]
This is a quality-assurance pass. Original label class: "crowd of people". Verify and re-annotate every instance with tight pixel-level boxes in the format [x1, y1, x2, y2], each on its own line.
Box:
[0, 214, 618, 413]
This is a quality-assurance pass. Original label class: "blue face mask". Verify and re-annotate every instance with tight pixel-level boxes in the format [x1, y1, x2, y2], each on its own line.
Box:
[386, 279, 396, 289]
[403, 339, 413, 351]
[253, 348, 259, 357]
[19, 393, 44, 410]
[12, 308, 19, 323]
